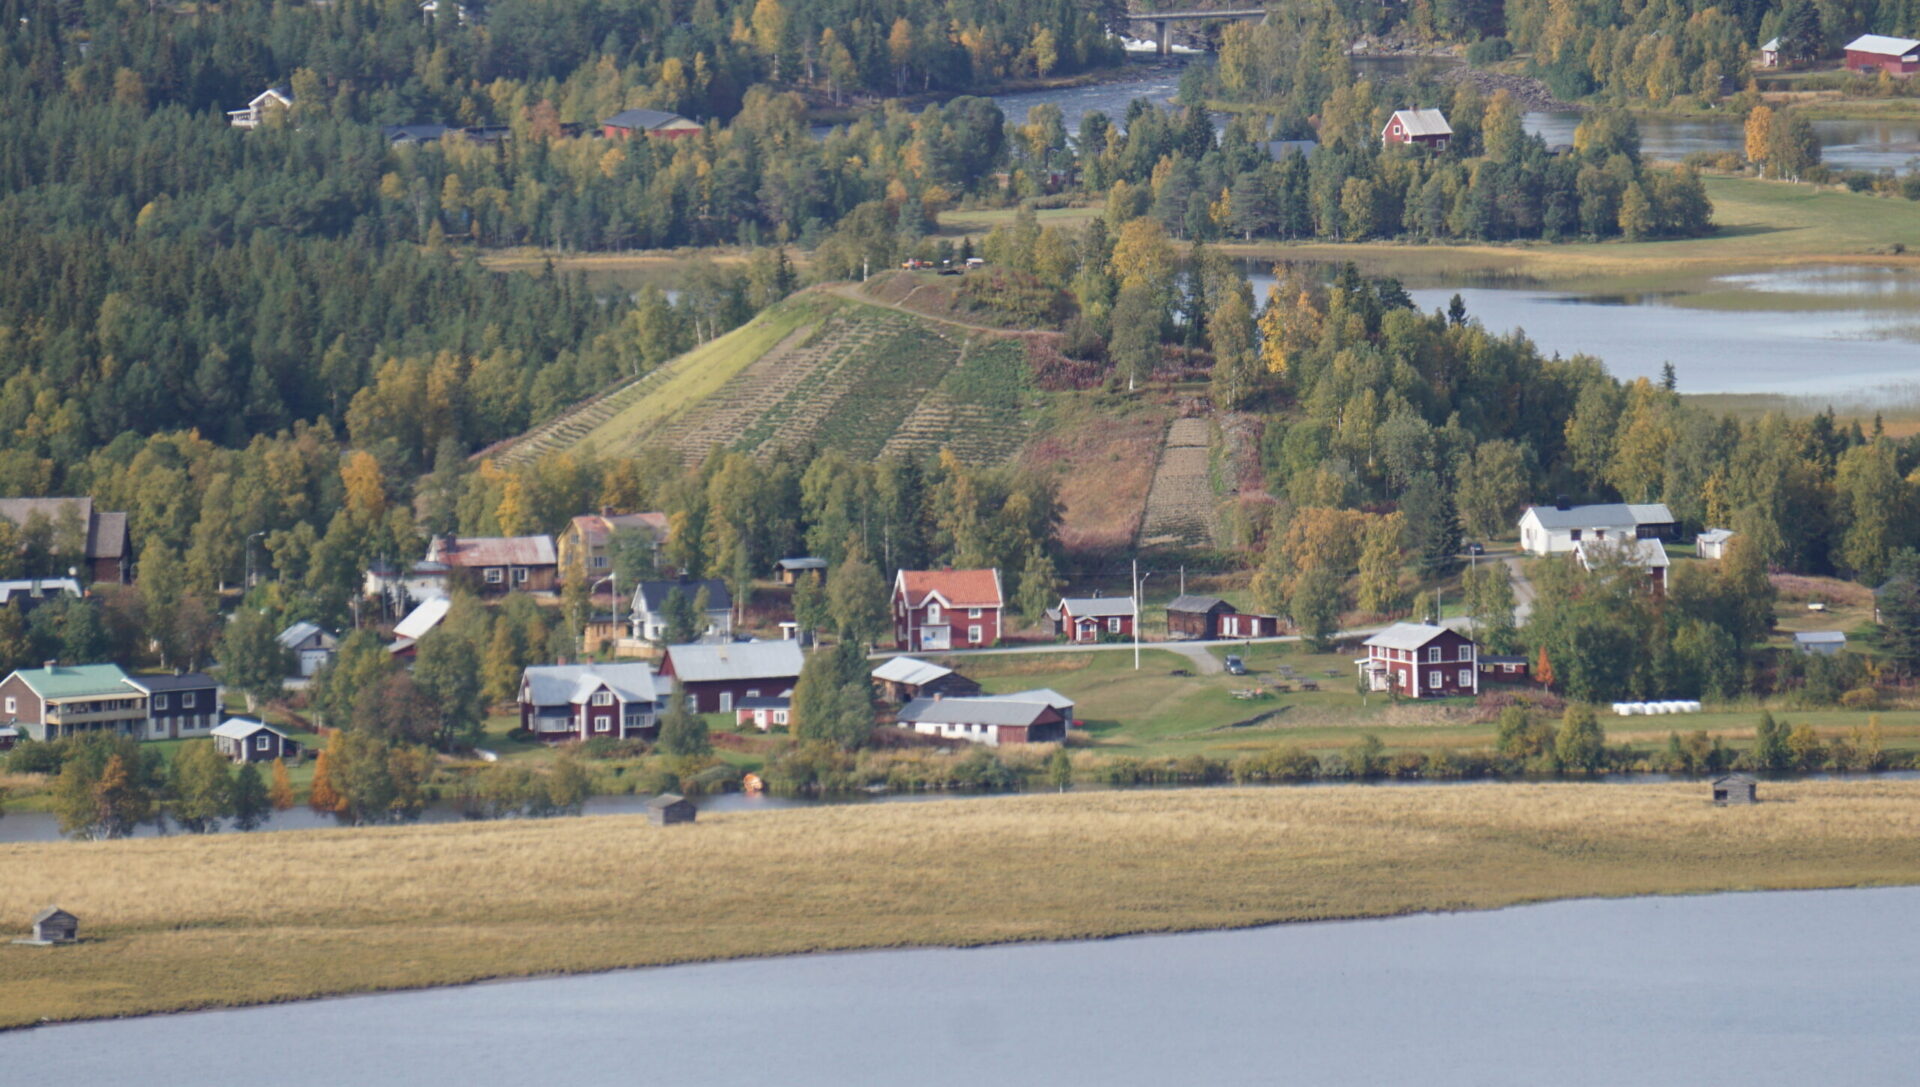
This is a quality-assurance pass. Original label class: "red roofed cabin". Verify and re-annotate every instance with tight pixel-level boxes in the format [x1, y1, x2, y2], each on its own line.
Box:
[1382, 108, 1452, 150]
[426, 533, 558, 595]
[1843, 34, 1920, 76]
[893, 569, 1003, 651]
[601, 108, 704, 140]
[1357, 622, 1478, 699]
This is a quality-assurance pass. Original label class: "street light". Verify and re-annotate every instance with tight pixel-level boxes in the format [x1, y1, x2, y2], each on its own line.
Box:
[586, 572, 617, 656]
[1133, 561, 1153, 671]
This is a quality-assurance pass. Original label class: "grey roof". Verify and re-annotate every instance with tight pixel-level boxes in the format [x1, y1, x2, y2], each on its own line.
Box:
[737, 694, 791, 709]
[33, 906, 73, 923]
[211, 718, 291, 741]
[1576, 537, 1670, 569]
[381, 123, 450, 143]
[1696, 528, 1734, 544]
[0, 497, 127, 560]
[1794, 631, 1847, 645]
[666, 640, 804, 684]
[1266, 139, 1319, 160]
[774, 556, 827, 571]
[1387, 108, 1452, 137]
[1522, 503, 1674, 529]
[1058, 596, 1136, 619]
[122, 671, 218, 693]
[394, 596, 451, 640]
[1846, 33, 1920, 56]
[897, 695, 1059, 727]
[0, 578, 80, 605]
[647, 792, 690, 809]
[1363, 622, 1460, 651]
[1167, 594, 1232, 613]
[872, 657, 954, 685]
[604, 108, 690, 130]
[1002, 688, 1073, 711]
[634, 578, 732, 615]
[277, 620, 325, 649]
[521, 662, 663, 706]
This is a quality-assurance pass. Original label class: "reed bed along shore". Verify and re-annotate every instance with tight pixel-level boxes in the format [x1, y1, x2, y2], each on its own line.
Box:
[6, 780, 1920, 1029]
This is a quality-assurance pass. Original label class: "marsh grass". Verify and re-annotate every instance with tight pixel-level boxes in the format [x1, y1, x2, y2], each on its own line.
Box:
[7, 782, 1920, 1028]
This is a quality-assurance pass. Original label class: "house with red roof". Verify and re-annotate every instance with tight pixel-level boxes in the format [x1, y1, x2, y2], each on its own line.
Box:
[892, 569, 1003, 651]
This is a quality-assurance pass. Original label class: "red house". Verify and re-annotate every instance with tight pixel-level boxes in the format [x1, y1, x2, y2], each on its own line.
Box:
[1357, 623, 1478, 699]
[892, 569, 1003, 651]
[1844, 34, 1920, 76]
[660, 640, 805, 714]
[1382, 108, 1452, 150]
[1048, 595, 1136, 644]
[601, 108, 705, 140]
[517, 661, 665, 743]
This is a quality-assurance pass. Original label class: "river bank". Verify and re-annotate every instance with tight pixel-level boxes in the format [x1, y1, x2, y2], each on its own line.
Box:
[6, 780, 1920, 1029]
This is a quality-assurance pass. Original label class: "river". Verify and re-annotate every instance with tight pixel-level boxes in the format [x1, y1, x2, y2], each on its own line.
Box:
[1246, 264, 1920, 397]
[7, 885, 1918, 1084]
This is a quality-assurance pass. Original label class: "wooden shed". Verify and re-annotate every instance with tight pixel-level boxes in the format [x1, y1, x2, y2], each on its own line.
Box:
[32, 906, 78, 943]
[1712, 773, 1757, 806]
[648, 793, 696, 826]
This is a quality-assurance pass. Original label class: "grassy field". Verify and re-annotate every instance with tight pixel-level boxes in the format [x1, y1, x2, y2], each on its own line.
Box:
[7, 781, 1920, 1027]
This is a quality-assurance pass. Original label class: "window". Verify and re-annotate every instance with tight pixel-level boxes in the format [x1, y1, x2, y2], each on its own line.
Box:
[746, 689, 760, 699]
[256, 735, 270, 751]
[183, 692, 196, 709]
[151, 693, 168, 711]
[485, 568, 504, 583]
[591, 691, 613, 706]
[1570, 529, 1582, 542]
[968, 625, 983, 644]
[1108, 617, 1122, 633]
[774, 710, 788, 725]
[968, 608, 981, 618]
[1429, 671, 1442, 688]
[595, 718, 610, 732]
[591, 556, 608, 568]
[1427, 648, 1441, 663]
[927, 604, 942, 624]
[1459, 669, 1473, 687]
[513, 567, 529, 583]
[2, 696, 11, 714]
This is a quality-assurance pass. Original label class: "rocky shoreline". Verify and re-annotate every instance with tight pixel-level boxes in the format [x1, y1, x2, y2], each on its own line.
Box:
[1439, 66, 1581, 112]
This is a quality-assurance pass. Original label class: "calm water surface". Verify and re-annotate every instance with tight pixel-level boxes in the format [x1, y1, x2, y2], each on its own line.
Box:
[7, 886, 1919, 1085]
[1528, 111, 1920, 174]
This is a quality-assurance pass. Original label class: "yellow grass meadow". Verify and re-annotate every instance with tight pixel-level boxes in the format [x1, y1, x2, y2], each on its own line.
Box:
[7, 781, 1920, 1029]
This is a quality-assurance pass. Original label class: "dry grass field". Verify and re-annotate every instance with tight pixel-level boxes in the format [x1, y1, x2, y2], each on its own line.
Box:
[7, 782, 1920, 1029]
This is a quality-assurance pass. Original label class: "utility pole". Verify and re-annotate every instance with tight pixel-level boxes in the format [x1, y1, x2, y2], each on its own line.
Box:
[1133, 560, 1153, 671]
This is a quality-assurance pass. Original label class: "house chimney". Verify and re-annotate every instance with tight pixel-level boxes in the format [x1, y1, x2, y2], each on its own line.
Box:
[1555, 495, 1571, 511]
[43, 660, 56, 673]
[601, 505, 614, 517]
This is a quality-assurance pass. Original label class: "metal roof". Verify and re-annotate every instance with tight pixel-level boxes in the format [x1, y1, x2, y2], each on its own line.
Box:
[1002, 688, 1073, 711]
[1058, 596, 1136, 618]
[427, 534, 556, 568]
[603, 108, 694, 130]
[1362, 622, 1460, 651]
[1387, 108, 1452, 137]
[871, 657, 954, 685]
[570, 512, 669, 549]
[521, 662, 663, 706]
[1794, 631, 1847, 644]
[774, 557, 828, 571]
[11, 663, 133, 699]
[0, 578, 80, 605]
[633, 578, 732, 614]
[666, 640, 804, 684]
[277, 620, 326, 649]
[897, 695, 1058, 727]
[123, 671, 217, 693]
[394, 596, 451, 640]
[1846, 33, 1920, 56]
[1695, 529, 1734, 544]
[211, 718, 291, 741]
[1522, 502, 1674, 530]
[1575, 538, 1670, 569]
[1166, 594, 1231, 613]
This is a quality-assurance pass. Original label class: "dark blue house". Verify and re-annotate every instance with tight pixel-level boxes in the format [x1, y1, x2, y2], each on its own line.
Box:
[124, 671, 223, 741]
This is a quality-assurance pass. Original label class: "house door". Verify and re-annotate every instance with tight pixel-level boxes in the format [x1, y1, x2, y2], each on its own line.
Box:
[719, 692, 733, 713]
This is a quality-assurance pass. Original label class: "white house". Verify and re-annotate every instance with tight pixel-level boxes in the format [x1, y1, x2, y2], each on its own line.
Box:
[227, 87, 294, 128]
[1760, 37, 1780, 66]
[897, 689, 1073, 746]
[1696, 528, 1735, 560]
[630, 578, 733, 642]
[1517, 502, 1676, 555]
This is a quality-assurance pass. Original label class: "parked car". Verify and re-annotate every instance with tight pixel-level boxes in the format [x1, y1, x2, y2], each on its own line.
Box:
[1224, 655, 1247, 676]
[1464, 541, 1485, 556]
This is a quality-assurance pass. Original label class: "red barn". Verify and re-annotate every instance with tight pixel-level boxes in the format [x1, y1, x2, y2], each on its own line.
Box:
[1357, 623, 1478, 699]
[892, 569, 1003, 651]
[1844, 34, 1920, 75]
[601, 108, 705, 140]
[659, 641, 804, 715]
[1382, 108, 1452, 150]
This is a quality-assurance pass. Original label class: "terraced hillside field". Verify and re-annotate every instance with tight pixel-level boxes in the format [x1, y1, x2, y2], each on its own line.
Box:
[497, 288, 1039, 466]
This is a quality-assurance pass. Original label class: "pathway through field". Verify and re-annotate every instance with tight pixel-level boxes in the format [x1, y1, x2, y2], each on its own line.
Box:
[1138, 416, 1218, 550]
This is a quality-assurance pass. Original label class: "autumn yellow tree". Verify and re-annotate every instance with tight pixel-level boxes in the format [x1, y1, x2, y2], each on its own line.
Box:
[268, 757, 295, 811]
[1107, 217, 1176, 310]
[340, 450, 387, 528]
[1743, 104, 1773, 166]
[308, 738, 344, 815]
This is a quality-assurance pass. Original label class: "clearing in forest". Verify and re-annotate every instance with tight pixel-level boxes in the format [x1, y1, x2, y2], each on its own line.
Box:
[1138, 415, 1219, 550]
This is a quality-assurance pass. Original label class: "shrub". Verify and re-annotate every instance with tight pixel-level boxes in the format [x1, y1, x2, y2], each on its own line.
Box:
[1230, 745, 1320, 783]
[1840, 686, 1882, 709]
[1466, 37, 1513, 65]
[4, 739, 64, 775]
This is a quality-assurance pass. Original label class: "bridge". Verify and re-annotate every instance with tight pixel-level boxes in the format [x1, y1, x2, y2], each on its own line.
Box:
[1126, 8, 1267, 54]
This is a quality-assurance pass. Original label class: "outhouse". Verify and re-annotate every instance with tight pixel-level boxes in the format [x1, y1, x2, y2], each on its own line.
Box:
[647, 793, 696, 826]
[32, 906, 78, 943]
[1712, 773, 1757, 806]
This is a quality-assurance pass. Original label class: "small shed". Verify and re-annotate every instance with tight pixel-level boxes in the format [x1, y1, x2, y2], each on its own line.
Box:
[1794, 631, 1847, 655]
[647, 793, 696, 826]
[772, 557, 828, 585]
[32, 906, 79, 943]
[1712, 773, 1757, 806]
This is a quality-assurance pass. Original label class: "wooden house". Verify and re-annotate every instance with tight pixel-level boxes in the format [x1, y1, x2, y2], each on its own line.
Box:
[1760, 37, 1780, 67]
[1575, 537, 1670, 596]
[558, 511, 669, 583]
[125, 670, 224, 741]
[736, 693, 792, 731]
[1713, 773, 1757, 805]
[1166, 595, 1236, 640]
[892, 569, 1004, 651]
[1519, 501, 1677, 555]
[1357, 623, 1478, 699]
[1844, 34, 1920, 76]
[648, 793, 696, 825]
[0, 497, 131, 583]
[1696, 528, 1735, 561]
[660, 640, 804, 714]
[1049, 595, 1136, 643]
[871, 657, 981, 703]
[426, 533, 558, 595]
[518, 661, 665, 743]
[277, 621, 338, 678]
[226, 86, 293, 128]
[0, 663, 147, 742]
[211, 718, 303, 764]
[1477, 654, 1531, 684]
[772, 557, 828, 585]
[1381, 108, 1452, 149]
[601, 109, 704, 140]
[31, 906, 78, 944]
[630, 578, 733, 642]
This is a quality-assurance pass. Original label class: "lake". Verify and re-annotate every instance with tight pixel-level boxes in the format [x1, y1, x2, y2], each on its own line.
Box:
[1247, 265, 1920, 396]
[1527, 110, 1920, 175]
[7, 885, 1919, 1085]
